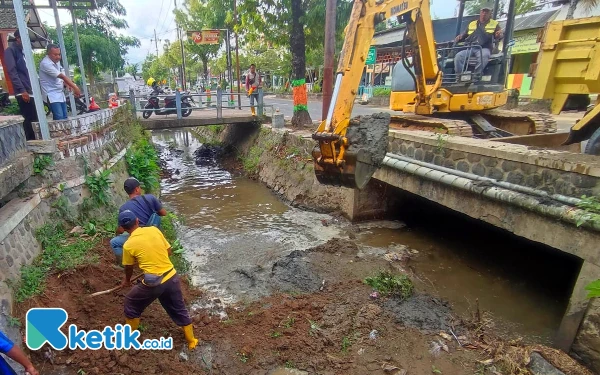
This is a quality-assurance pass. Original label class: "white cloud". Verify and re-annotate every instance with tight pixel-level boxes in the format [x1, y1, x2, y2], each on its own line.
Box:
[37, 0, 458, 68]
[38, 0, 179, 66]
[431, 0, 459, 19]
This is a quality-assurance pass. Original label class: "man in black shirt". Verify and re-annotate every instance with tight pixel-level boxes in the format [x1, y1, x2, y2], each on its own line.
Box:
[454, 3, 504, 76]
[4, 30, 38, 140]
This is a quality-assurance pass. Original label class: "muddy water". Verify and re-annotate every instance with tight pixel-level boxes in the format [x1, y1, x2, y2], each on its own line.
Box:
[153, 129, 576, 345]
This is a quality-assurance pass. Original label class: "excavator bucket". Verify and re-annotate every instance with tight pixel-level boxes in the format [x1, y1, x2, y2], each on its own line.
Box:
[312, 113, 390, 190]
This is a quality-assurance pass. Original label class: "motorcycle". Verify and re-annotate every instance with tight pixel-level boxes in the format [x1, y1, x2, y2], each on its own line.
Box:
[142, 88, 195, 119]
[44, 95, 98, 116]
[0, 88, 11, 109]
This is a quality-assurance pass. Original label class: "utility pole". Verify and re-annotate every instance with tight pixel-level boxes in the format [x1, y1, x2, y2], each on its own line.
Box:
[51, 0, 77, 117]
[174, 0, 187, 90]
[322, 0, 336, 120]
[234, 0, 242, 108]
[151, 29, 160, 57]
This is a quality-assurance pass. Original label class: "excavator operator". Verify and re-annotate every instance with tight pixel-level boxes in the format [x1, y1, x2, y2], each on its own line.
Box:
[453, 2, 504, 76]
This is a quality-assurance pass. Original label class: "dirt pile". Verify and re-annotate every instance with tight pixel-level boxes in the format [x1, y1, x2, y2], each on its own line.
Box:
[14, 239, 203, 375]
[383, 294, 456, 334]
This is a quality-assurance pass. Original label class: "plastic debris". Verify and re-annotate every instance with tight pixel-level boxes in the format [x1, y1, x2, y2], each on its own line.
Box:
[370, 291, 380, 299]
[369, 329, 378, 340]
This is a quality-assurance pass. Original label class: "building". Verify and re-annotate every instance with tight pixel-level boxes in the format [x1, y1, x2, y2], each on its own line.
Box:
[368, 9, 559, 97]
[0, 7, 48, 94]
[499, 9, 560, 97]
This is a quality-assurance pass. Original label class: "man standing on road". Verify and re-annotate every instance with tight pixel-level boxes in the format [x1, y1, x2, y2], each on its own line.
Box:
[454, 2, 503, 77]
[39, 43, 81, 120]
[245, 64, 261, 116]
[118, 210, 199, 350]
[110, 177, 167, 267]
[4, 30, 38, 140]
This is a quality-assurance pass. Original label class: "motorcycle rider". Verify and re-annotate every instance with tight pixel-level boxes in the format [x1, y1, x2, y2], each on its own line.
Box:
[148, 77, 164, 96]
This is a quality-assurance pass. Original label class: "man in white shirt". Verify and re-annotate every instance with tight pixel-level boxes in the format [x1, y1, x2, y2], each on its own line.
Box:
[39, 44, 81, 120]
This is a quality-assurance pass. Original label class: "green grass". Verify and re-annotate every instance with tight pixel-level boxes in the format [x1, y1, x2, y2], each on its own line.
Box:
[1, 102, 20, 115]
[364, 271, 414, 301]
[162, 213, 191, 275]
[240, 145, 263, 175]
[33, 155, 53, 175]
[373, 88, 391, 97]
[10, 223, 99, 302]
[341, 336, 352, 353]
[125, 138, 160, 194]
[281, 316, 295, 329]
[270, 330, 282, 338]
[576, 195, 600, 227]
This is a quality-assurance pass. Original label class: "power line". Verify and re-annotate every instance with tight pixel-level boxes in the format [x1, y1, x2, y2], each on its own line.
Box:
[154, 0, 167, 32]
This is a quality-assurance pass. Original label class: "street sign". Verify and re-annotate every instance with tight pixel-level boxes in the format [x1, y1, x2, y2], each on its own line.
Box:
[366, 46, 376, 65]
[188, 30, 221, 45]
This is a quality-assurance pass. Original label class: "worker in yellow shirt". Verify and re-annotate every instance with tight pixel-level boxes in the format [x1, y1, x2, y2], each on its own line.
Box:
[118, 210, 198, 350]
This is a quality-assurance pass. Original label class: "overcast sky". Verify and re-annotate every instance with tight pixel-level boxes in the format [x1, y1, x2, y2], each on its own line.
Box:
[38, 0, 458, 67]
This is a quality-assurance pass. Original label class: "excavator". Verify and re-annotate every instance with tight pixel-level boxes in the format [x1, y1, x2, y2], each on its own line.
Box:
[312, 0, 556, 189]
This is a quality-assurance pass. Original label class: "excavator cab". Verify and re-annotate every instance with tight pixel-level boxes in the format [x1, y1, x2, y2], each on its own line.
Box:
[312, 0, 534, 190]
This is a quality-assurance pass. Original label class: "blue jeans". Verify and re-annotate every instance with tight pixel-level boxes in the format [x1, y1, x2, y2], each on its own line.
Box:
[49, 101, 68, 120]
[110, 233, 130, 264]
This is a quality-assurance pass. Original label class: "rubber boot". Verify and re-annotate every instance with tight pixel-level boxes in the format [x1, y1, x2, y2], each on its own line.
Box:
[251, 107, 256, 116]
[125, 317, 140, 331]
[182, 324, 198, 350]
[113, 253, 123, 269]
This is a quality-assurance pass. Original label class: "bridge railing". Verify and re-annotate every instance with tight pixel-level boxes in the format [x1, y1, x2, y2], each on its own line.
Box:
[124, 87, 270, 120]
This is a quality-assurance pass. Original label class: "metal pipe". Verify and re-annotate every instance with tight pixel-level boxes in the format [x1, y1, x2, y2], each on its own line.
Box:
[325, 73, 343, 131]
[501, 0, 517, 84]
[386, 153, 582, 206]
[234, 0, 242, 110]
[51, 0, 77, 118]
[455, 0, 466, 38]
[71, 10, 89, 106]
[13, 0, 50, 139]
[381, 155, 599, 232]
[493, 0, 501, 19]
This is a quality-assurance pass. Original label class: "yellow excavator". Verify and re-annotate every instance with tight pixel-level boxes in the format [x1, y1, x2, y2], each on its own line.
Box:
[312, 0, 555, 189]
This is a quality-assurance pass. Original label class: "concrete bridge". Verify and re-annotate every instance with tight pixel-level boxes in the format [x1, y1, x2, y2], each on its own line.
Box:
[361, 130, 600, 362]
[129, 88, 271, 131]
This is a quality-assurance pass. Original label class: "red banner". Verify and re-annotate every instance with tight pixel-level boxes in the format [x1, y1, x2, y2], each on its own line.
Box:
[188, 30, 220, 45]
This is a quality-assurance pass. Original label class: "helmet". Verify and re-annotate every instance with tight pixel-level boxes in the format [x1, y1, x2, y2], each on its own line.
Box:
[147, 77, 156, 86]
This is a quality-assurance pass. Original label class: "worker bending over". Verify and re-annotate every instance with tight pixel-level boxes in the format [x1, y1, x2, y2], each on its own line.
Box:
[118, 210, 198, 349]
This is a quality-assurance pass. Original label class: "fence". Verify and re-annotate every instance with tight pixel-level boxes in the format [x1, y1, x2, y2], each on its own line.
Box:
[126, 87, 272, 120]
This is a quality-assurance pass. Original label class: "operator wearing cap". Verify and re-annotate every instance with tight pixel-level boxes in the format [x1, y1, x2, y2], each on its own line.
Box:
[118, 210, 199, 350]
[110, 177, 167, 267]
[454, 2, 504, 76]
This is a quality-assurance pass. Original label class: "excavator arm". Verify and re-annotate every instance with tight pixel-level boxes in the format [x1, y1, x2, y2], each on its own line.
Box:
[312, 0, 442, 189]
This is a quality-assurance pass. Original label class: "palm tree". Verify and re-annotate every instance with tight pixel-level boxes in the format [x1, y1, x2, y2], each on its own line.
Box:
[566, 0, 599, 19]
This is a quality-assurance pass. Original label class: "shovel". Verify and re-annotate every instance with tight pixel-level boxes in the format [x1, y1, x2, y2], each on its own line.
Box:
[87, 273, 143, 298]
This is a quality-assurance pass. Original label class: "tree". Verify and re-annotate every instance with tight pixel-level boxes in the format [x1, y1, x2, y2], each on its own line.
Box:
[45, 0, 139, 85]
[566, 0, 599, 19]
[125, 63, 140, 80]
[289, 0, 312, 126]
[175, 0, 230, 82]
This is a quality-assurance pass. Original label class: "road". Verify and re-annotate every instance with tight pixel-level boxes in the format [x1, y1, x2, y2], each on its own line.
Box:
[262, 95, 582, 132]
[262, 95, 394, 121]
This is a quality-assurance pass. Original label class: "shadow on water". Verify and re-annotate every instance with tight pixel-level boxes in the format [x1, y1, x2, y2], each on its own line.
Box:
[153, 129, 580, 345]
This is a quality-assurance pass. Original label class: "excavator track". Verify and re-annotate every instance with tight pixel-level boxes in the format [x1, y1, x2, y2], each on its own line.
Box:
[388, 110, 557, 139]
[481, 109, 558, 135]
[390, 115, 474, 137]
